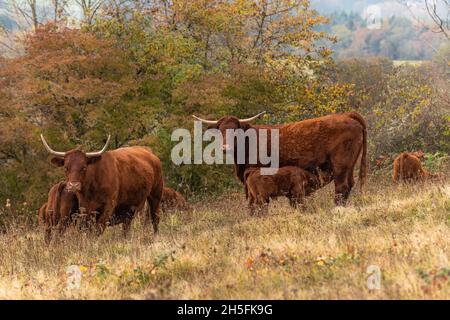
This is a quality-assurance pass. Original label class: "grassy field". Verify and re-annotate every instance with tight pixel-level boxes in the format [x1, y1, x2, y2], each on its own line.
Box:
[393, 60, 425, 67]
[0, 174, 449, 299]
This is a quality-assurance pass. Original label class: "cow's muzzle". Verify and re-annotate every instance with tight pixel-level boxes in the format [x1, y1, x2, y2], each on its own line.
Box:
[66, 182, 81, 193]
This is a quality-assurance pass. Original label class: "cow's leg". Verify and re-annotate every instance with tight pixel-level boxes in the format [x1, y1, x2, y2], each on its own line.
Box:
[288, 196, 298, 209]
[346, 170, 355, 195]
[257, 195, 269, 216]
[122, 215, 132, 237]
[333, 170, 351, 206]
[290, 196, 305, 210]
[254, 194, 263, 216]
[262, 200, 269, 216]
[96, 204, 115, 235]
[331, 139, 361, 206]
[44, 227, 52, 245]
[248, 192, 255, 216]
[288, 187, 302, 209]
[56, 217, 70, 237]
[57, 197, 76, 236]
[76, 197, 93, 231]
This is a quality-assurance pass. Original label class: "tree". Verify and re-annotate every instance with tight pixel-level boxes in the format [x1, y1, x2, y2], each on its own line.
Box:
[75, 0, 105, 25]
[399, 0, 449, 40]
[0, 1, 342, 206]
[424, 0, 449, 39]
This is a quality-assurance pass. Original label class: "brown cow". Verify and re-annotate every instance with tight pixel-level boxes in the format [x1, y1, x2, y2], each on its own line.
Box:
[244, 166, 320, 215]
[375, 150, 423, 170]
[392, 152, 442, 183]
[193, 111, 367, 205]
[40, 135, 163, 234]
[161, 187, 191, 213]
[38, 181, 78, 243]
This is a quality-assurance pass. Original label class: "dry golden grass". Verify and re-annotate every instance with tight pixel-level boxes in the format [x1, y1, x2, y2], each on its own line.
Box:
[0, 175, 449, 299]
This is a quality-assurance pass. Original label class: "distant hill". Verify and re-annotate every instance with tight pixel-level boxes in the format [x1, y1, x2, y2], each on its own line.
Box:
[312, 0, 428, 18]
[320, 12, 446, 60]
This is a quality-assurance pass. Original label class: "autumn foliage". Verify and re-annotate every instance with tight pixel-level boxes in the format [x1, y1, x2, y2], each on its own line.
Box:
[0, 0, 448, 213]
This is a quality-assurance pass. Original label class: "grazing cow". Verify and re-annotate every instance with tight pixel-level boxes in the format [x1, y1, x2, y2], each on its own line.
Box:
[38, 181, 78, 243]
[161, 187, 191, 213]
[40, 135, 163, 234]
[392, 152, 443, 183]
[193, 111, 367, 205]
[375, 150, 424, 170]
[244, 166, 320, 215]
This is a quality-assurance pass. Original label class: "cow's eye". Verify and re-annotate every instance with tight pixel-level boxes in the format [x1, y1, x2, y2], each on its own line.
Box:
[82, 167, 87, 171]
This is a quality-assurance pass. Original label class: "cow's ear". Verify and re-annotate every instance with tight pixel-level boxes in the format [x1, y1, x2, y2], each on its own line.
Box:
[87, 156, 102, 165]
[50, 157, 64, 167]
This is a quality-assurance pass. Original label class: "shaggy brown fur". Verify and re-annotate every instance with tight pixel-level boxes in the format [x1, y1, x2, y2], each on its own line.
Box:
[38, 182, 78, 243]
[161, 187, 191, 213]
[375, 151, 423, 170]
[207, 112, 367, 205]
[48, 146, 163, 234]
[392, 152, 443, 183]
[244, 166, 321, 215]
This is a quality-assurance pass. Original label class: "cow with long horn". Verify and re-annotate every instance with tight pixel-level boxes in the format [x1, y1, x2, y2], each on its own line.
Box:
[192, 111, 367, 206]
[40, 135, 164, 234]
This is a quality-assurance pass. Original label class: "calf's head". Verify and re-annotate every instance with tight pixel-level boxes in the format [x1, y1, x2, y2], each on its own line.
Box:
[192, 112, 265, 151]
[41, 135, 110, 192]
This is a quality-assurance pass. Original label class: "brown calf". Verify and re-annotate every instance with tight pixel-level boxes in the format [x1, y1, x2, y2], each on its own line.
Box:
[244, 166, 320, 215]
[38, 181, 78, 243]
[161, 187, 191, 213]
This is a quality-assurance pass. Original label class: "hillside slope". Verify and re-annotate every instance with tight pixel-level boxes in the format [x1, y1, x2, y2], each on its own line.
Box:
[0, 177, 449, 299]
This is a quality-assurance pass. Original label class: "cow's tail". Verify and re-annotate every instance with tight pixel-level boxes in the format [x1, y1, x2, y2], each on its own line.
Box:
[347, 112, 367, 191]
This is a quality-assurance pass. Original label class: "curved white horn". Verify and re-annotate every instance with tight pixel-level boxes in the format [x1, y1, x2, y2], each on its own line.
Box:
[86, 135, 111, 158]
[40, 134, 66, 158]
[239, 111, 266, 123]
[192, 115, 219, 125]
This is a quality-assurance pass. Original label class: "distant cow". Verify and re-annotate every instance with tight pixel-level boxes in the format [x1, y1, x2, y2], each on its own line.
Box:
[161, 187, 191, 213]
[193, 111, 367, 206]
[244, 166, 321, 215]
[375, 150, 424, 170]
[38, 181, 78, 243]
[392, 152, 442, 183]
[40, 135, 163, 235]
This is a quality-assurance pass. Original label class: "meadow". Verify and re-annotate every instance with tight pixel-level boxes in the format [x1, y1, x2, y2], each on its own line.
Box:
[0, 171, 448, 299]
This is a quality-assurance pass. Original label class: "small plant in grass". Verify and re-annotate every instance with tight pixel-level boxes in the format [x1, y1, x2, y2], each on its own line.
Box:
[417, 267, 450, 293]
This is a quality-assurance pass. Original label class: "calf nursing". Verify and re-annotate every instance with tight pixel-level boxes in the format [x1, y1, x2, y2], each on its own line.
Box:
[38, 181, 78, 243]
[244, 166, 320, 215]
